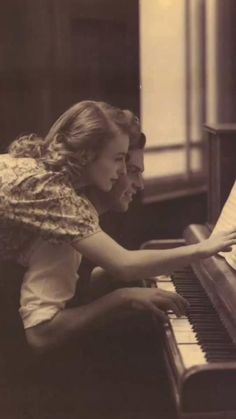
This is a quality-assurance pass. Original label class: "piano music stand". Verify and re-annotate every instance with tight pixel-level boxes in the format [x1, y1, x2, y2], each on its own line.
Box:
[205, 123, 236, 226]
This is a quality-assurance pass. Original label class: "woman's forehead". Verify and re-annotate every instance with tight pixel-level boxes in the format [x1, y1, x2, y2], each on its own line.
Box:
[104, 132, 129, 154]
[127, 149, 144, 171]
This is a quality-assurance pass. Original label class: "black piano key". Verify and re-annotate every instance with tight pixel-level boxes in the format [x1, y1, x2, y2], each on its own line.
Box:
[171, 267, 236, 361]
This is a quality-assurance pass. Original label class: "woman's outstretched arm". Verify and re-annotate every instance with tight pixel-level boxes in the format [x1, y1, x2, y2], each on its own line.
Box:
[73, 229, 236, 282]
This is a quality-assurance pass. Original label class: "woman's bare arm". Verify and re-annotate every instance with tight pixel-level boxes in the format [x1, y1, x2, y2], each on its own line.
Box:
[73, 229, 236, 282]
[25, 229, 236, 352]
[25, 286, 188, 352]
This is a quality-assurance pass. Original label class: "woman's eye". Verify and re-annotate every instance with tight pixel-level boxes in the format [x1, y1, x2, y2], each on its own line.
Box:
[127, 167, 137, 174]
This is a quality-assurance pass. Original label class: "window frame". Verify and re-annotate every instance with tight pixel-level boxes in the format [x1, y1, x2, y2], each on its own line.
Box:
[140, 0, 207, 203]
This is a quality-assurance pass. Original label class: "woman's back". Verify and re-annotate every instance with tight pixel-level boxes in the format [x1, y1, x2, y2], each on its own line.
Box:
[0, 153, 100, 262]
[0, 154, 42, 261]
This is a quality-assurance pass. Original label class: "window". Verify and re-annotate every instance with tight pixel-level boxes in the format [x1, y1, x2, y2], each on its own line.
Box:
[140, 0, 207, 203]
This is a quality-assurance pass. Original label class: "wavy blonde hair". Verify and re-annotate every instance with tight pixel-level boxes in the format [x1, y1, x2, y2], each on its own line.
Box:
[9, 100, 141, 183]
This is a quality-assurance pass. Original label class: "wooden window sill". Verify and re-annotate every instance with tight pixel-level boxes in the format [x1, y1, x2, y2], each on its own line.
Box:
[142, 174, 207, 204]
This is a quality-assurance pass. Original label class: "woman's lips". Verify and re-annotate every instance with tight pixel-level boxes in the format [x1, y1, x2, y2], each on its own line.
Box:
[123, 192, 134, 202]
[110, 178, 118, 184]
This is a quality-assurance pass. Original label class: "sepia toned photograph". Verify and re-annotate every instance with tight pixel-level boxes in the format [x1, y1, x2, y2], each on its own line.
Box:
[0, 1, 236, 418]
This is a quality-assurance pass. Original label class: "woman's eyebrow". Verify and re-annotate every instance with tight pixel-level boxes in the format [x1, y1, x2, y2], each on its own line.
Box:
[127, 163, 144, 173]
[116, 152, 127, 157]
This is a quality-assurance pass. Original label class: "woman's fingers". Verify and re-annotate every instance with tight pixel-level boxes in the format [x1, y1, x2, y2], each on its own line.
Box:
[127, 287, 190, 320]
[171, 292, 189, 310]
[161, 290, 189, 313]
[167, 300, 182, 317]
[149, 303, 169, 323]
[228, 231, 236, 237]
[222, 246, 232, 252]
[220, 227, 236, 235]
[153, 290, 189, 317]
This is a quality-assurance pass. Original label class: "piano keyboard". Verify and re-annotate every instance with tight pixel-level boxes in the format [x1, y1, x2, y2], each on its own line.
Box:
[155, 268, 236, 369]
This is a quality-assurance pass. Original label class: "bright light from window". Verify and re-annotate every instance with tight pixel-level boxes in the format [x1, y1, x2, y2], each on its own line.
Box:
[140, 0, 186, 147]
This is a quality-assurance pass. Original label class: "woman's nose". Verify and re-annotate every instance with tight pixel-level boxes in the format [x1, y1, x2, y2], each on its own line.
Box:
[118, 160, 127, 176]
[134, 173, 144, 191]
[138, 173, 144, 190]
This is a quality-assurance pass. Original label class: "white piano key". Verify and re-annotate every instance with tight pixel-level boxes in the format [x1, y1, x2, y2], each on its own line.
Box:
[157, 275, 172, 282]
[173, 331, 198, 344]
[150, 275, 172, 287]
[169, 317, 193, 333]
[178, 344, 207, 369]
[157, 277, 207, 368]
[168, 313, 188, 319]
[156, 274, 207, 367]
[158, 282, 176, 293]
[169, 314, 198, 343]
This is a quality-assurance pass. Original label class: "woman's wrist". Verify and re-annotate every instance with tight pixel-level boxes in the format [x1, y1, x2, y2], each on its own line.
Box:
[193, 241, 207, 259]
[184, 242, 205, 260]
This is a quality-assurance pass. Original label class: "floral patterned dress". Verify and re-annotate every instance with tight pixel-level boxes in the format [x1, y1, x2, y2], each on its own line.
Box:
[0, 154, 100, 261]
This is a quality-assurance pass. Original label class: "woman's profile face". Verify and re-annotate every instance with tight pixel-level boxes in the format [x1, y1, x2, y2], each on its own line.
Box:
[83, 131, 129, 191]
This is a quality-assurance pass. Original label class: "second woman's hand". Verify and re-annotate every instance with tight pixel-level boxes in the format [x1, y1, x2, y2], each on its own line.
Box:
[120, 287, 189, 323]
[197, 228, 236, 259]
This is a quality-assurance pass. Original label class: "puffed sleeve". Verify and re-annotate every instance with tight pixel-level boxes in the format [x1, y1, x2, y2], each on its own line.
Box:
[3, 170, 101, 244]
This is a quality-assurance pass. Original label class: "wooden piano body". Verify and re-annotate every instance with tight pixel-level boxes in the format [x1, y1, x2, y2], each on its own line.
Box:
[141, 125, 236, 419]
[143, 227, 236, 419]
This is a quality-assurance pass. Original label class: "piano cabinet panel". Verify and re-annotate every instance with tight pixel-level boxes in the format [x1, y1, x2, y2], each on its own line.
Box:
[162, 319, 236, 417]
[181, 411, 236, 419]
[181, 364, 236, 413]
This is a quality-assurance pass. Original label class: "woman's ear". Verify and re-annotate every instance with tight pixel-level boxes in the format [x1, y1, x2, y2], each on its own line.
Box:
[79, 149, 96, 166]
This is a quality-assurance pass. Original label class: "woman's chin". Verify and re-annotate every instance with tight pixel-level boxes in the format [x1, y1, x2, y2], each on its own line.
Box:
[99, 184, 112, 192]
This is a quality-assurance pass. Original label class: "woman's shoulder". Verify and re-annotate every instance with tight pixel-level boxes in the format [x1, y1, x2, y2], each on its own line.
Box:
[0, 153, 45, 180]
[0, 153, 67, 196]
[79, 193, 99, 218]
[0, 153, 37, 169]
[0, 154, 39, 188]
[0, 153, 98, 216]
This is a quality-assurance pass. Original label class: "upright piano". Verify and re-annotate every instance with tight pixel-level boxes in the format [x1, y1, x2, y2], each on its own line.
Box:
[142, 124, 236, 419]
